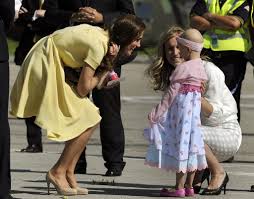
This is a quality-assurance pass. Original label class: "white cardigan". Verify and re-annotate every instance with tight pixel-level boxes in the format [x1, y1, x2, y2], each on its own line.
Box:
[201, 61, 238, 126]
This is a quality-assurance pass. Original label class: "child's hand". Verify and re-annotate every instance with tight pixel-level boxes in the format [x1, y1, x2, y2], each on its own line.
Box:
[148, 113, 154, 127]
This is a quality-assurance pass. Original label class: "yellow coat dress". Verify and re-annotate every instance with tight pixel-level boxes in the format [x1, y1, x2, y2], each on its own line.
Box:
[10, 24, 109, 142]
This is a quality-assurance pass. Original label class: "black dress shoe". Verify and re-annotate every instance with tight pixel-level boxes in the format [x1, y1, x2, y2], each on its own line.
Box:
[20, 145, 43, 153]
[104, 169, 122, 176]
[250, 185, 254, 192]
[104, 161, 125, 176]
[74, 161, 87, 174]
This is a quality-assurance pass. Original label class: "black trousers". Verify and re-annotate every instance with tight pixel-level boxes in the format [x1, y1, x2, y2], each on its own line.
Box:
[202, 49, 247, 121]
[0, 62, 11, 197]
[25, 117, 42, 147]
[77, 66, 126, 171]
[92, 66, 126, 170]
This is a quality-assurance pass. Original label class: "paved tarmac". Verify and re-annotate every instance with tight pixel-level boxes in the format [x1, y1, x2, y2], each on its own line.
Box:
[8, 55, 254, 199]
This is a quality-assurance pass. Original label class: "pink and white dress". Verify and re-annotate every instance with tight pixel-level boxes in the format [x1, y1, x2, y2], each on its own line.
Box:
[144, 58, 208, 173]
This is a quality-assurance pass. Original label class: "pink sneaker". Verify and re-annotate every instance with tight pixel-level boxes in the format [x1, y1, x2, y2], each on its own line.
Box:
[160, 188, 185, 197]
[185, 188, 195, 197]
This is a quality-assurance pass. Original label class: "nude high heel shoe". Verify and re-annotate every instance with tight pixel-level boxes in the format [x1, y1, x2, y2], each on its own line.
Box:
[46, 172, 77, 196]
[75, 187, 89, 195]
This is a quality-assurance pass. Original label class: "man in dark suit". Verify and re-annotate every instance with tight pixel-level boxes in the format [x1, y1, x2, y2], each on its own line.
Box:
[0, 0, 15, 198]
[42, 0, 136, 176]
[15, 0, 56, 153]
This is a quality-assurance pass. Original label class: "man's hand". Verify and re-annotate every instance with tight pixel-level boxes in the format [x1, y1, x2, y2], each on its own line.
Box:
[70, 11, 89, 24]
[202, 12, 213, 21]
[79, 7, 103, 24]
[35, 9, 46, 18]
[19, 6, 28, 15]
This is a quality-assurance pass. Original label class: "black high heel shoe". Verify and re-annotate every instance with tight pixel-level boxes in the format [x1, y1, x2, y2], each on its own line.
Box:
[193, 168, 210, 194]
[200, 172, 229, 195]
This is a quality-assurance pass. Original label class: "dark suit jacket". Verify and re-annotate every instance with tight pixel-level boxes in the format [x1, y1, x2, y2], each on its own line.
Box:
[14, 0, 55, 65]
[43, 0, 135, 29]
[15, 0, 42, 26]
[0, 0, 15, 62]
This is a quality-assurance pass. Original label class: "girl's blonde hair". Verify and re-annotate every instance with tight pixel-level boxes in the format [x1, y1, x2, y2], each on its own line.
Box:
[146, 26, 184, 91]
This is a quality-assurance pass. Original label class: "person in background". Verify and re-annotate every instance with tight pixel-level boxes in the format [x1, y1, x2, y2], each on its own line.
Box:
[190, 0, 251, 122]
[10, 14, 145, 196]
[14, 0, 56, 153]
[36, 0, 136, 176]
[0, 0, 15, 198]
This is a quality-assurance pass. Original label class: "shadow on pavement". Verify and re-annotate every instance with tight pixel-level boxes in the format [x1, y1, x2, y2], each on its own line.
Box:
[89, 187, 160, 197]
[230, 160, 254, 163]
[11, 189, 47, 197]
[11, 169, 46, 174]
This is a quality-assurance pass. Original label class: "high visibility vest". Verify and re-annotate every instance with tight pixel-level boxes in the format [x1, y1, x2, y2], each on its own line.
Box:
[251, 0, 254, 27]
[203, 0, 251, 52]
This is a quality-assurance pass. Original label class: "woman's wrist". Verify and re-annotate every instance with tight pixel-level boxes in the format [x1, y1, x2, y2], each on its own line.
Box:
[71, 84, 86, 98]
[96, 71, 110, 89]
[201, 97, 213, 117]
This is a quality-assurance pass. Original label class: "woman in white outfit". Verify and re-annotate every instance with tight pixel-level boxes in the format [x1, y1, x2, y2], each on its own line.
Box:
[199, 60, 242, 195]
[154, 26, 242, 195]
[201, 61, 242, 163]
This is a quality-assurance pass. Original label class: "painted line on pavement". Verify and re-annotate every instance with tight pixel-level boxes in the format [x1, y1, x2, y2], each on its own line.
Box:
[228, 171, 254, 176]
[225, 164, 254, 168]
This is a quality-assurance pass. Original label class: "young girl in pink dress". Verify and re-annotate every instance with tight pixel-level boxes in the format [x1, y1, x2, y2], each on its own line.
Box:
[144, 28, 208, 197]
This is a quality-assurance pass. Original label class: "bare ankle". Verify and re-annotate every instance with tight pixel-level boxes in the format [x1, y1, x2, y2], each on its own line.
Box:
[66, 173, 77, 188]
[211, 170, 225, 177]
[184, 184, 193, 189]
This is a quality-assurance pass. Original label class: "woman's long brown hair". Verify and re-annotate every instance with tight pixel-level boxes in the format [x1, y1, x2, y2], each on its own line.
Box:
[146, 26, 184, 91]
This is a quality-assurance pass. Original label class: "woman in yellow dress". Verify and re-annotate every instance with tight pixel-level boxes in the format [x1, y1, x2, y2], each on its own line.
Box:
[10, 14, 145, 196]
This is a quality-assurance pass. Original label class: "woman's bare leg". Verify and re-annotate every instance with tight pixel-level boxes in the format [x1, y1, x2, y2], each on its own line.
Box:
[66, 124, 98, 188]
[49, 124, 98, 188]
[205, 144, 226, 189]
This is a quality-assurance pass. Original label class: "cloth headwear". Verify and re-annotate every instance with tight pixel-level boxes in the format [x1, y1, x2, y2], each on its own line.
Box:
[176, 37, 203, 52]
